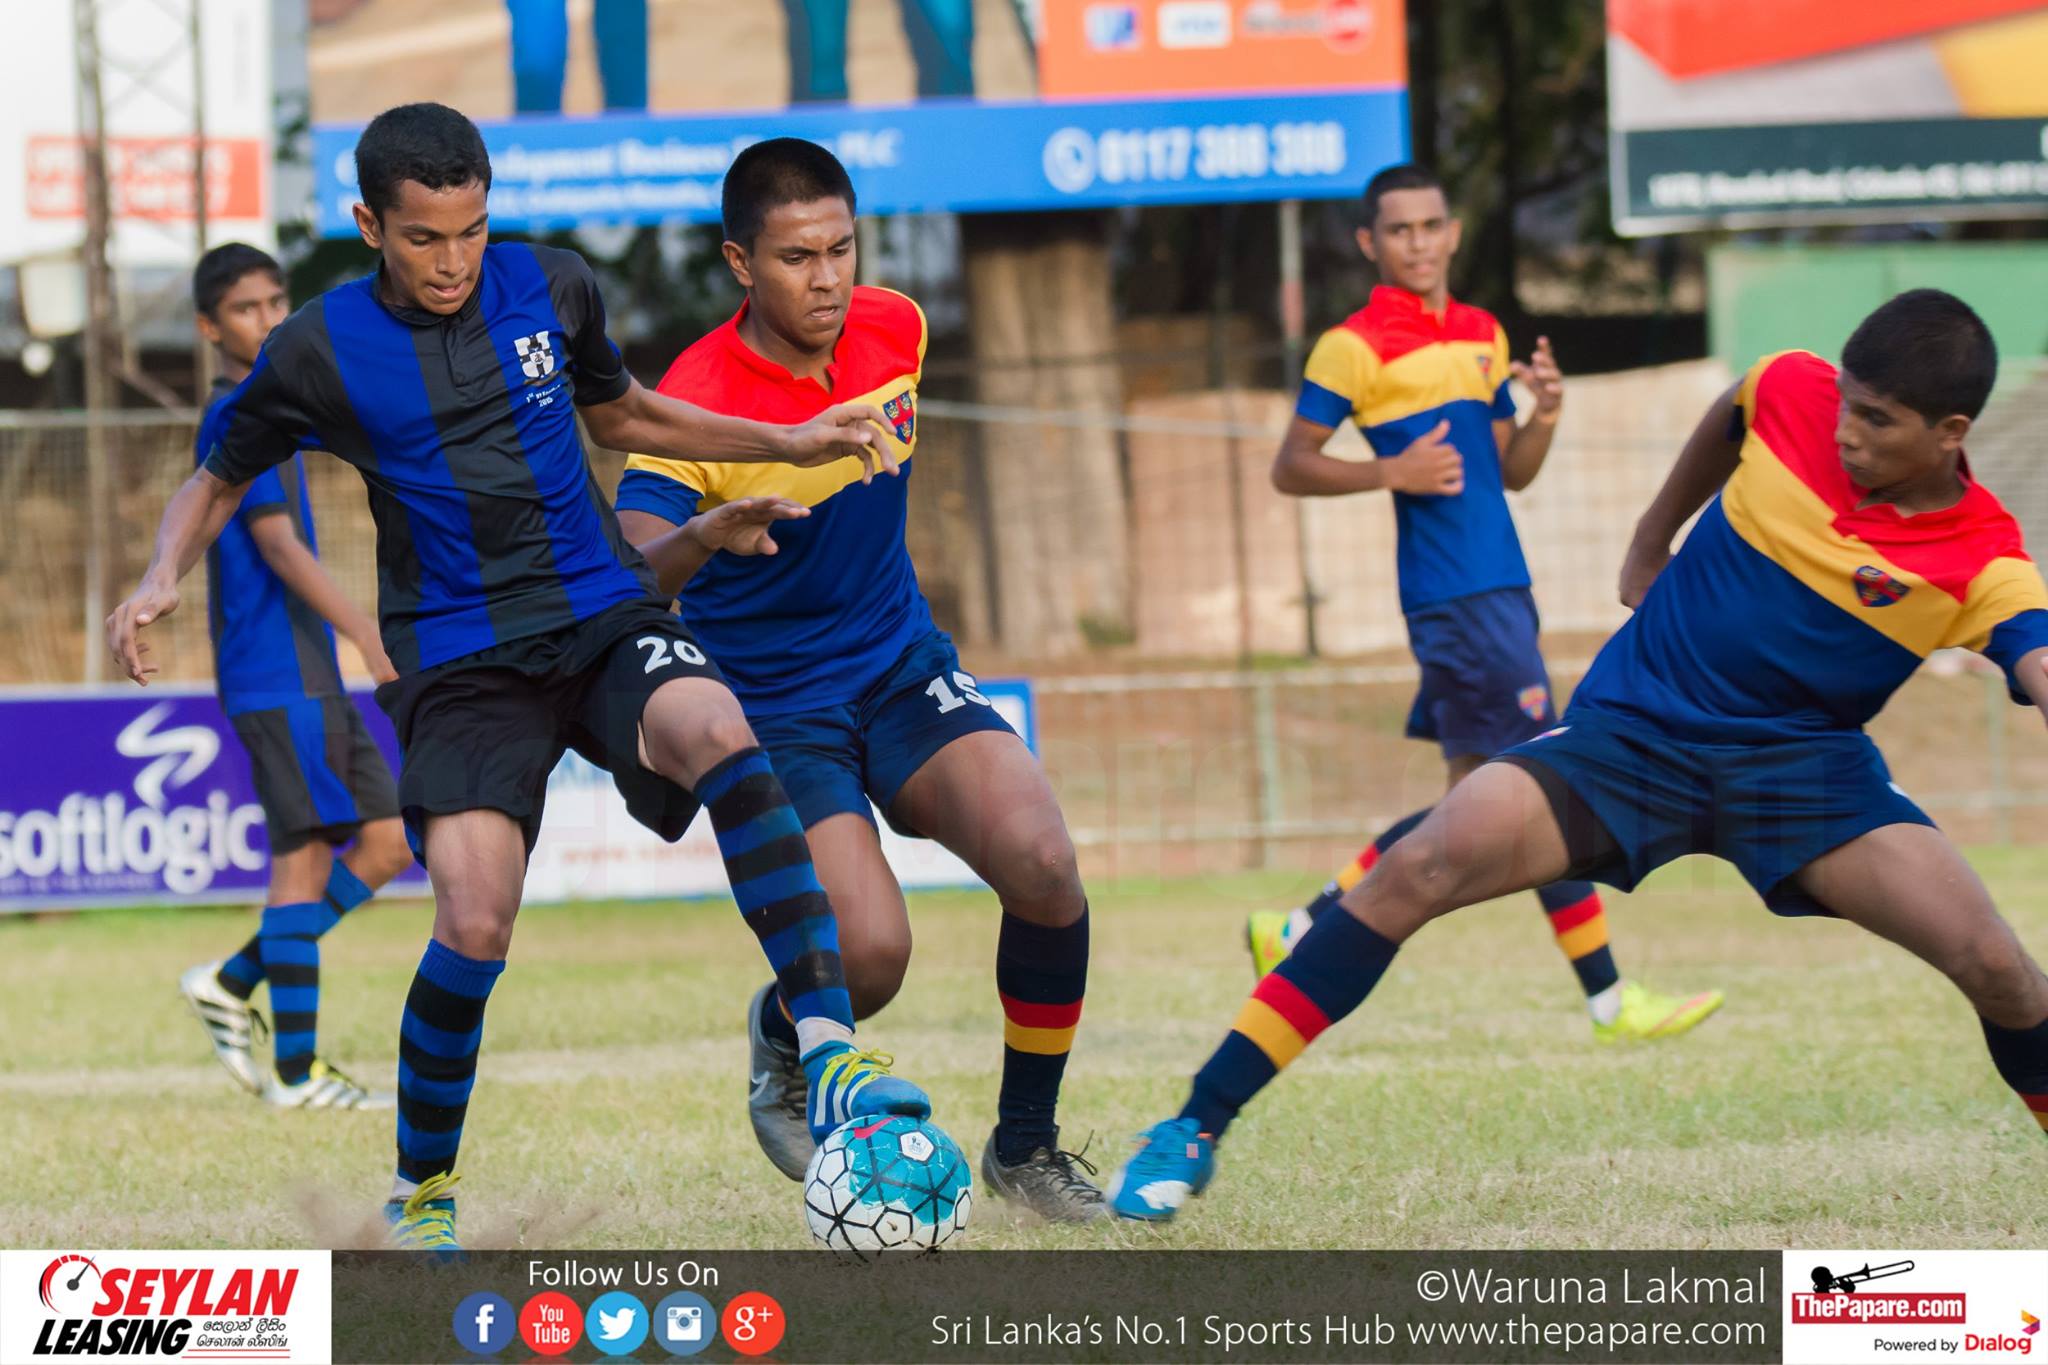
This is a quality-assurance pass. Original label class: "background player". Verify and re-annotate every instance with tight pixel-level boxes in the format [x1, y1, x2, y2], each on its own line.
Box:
[1244, 163, 1722, 1043]
[615, 139, 1101, 1221]
[109, 104, 930, 1250]
[1110, 289, 2048, 1221]
[176, 243, 414, 1111]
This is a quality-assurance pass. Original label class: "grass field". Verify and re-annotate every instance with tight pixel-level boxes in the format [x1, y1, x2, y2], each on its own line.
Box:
[5, 852, 2045, 1252]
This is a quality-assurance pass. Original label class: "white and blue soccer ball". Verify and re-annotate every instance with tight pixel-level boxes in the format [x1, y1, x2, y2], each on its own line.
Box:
[802, 1114, 972, 1256]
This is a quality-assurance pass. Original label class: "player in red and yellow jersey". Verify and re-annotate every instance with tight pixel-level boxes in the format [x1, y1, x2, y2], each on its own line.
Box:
[616, 140, 1102, 1221]
[1110, 289, 2048, 1220]
[1245, 164, 1721, 1044]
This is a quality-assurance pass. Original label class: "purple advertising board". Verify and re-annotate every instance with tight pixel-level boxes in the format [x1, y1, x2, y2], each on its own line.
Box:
[0, 685, 429, 912]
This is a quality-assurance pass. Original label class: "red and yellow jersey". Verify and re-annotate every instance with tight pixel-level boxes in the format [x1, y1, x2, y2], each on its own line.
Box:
[615, 285, 933, 714]
[1571, 349, 2048, 742]
[1295, 285, 1526, 612]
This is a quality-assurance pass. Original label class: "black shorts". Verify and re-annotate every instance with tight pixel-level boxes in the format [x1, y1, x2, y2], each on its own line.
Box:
[230, 696, 401, 856]
[374, 600, 724, 860]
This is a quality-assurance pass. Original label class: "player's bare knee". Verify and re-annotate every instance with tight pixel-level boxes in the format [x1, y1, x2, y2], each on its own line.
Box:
[353, 821, 414, 886]
[844, 937, 911, 1020]
[1376, 831, 1460, 917]
[642, 701, 757, 787]
[991, 826, 1083, 918]
[1948, 932, 2043, 1025]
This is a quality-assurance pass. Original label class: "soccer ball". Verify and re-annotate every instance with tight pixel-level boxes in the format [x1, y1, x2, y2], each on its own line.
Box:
[802, 1114, 972, 1256]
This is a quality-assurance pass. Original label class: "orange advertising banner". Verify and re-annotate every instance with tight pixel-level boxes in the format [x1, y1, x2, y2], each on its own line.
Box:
[25, 136, 265, 222]
[1037, 0, 1405, 100]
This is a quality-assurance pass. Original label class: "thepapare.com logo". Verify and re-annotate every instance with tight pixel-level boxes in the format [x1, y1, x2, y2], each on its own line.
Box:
[30, 1254, 298, 1356]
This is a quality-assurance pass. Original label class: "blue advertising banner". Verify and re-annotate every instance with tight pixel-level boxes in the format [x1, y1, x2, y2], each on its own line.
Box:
[0, 687, 426, 912]
[0, 679, 1033, 911]
[311, 89, 1407, 236]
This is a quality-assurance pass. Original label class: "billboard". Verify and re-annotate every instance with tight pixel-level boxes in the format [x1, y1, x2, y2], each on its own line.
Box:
[1608, 0, 2048, 233]
[307, 0, 1406, 235]
[0, 0, 273, 269]
[0, 680, 1031, 911]
[0, 687, 423, 912]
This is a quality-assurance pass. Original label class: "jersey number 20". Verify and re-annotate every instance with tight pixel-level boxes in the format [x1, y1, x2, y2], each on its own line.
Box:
[638, 635, 708, 672]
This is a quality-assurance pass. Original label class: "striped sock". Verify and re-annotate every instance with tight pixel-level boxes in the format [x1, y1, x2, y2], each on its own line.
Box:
[994, 907, 1088, 1163]
[259, 902, 326, 1085]
[1302, 808, 1432, 921]
[696, 747, 854, 1057]
[323, 860, 374, 921]
[218, 936, 264, 1001]
[1981, 1012, 2048, 1136]
[1182, 908, 1399, 1139]
[1537, 881, 1620, 1002]
[757, 979, 800, 1047]
[396, 940, 503, 1185]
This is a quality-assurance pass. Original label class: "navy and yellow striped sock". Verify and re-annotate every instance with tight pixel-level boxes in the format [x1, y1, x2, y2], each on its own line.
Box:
[696, 747, 854, 1056]
[1536, 881, 1620, 1001]
[1981, 1012, 2048, 1137]
[994, 907, 1088, 1163]
[396, 940, 503, 1186]
[1303, 808, 1432, 921]
[259, 902, 326, 1085]
[1182, 908, 1399, 1139]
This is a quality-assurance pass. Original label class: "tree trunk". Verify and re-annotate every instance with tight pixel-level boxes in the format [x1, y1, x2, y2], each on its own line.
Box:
[959, 211, 1130, 657]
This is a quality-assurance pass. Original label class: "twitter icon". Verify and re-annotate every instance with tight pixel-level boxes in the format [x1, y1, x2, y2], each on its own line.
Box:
[586, 1290, 649, 1357]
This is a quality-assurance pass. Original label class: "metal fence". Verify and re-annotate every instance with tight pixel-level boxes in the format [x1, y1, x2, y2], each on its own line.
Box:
[6, 367, 2048, 871]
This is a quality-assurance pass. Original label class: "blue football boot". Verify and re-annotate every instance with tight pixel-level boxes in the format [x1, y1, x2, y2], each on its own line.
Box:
[1106, 1117, 1215, 1222]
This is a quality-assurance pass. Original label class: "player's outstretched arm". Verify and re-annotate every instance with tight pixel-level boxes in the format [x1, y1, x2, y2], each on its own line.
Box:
[1619, 380, 1744, 609]
[582, 378, 900, 481]
[1271, 415, 1463, 497]
[106, 468, 249, 684]
[246, 514, 395, 683]
[618, 498, 811, 600]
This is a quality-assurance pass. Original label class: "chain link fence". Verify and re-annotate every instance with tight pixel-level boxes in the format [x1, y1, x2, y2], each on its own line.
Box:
[6, 359, 2048, 871]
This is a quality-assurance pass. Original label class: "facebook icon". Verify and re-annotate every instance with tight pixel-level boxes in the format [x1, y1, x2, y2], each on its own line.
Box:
[453, 1291, 516, 1356]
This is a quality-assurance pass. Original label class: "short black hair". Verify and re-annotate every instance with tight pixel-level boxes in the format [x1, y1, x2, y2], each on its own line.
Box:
[1842, 289, 1998, 423]
[721, 138, 856, 249]
[1362, 162, 1445, 229]
[354, 102, 492, 219]
[192, 242, 283, 317]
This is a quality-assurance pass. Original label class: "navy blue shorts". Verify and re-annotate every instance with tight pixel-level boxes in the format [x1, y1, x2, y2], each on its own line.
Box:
[1496, 709, 1935, 916]
[1404, 587, 1557, 760]
[748, 630, 1018, 835]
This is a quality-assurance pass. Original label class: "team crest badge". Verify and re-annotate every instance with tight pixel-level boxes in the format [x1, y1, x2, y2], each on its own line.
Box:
[1854, 565, 1909, 608]
[1476, 355, 1492, 380]
[883, 389, 915, 443]
[513, 331, 557, 383]
[1517, 684, 1550, 721]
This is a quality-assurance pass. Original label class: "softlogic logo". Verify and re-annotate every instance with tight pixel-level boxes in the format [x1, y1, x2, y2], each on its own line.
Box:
[0, 703, 265, 895]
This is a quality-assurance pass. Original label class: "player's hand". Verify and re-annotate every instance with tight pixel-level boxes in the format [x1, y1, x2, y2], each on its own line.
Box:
[1618, 538, 1670, 610]
[783, 403, 900, 484]
[353, 635, 399, 686]
[687, 496, 811, 558]
[106, 574, 180, 685]
[1511, 336, 1564, 419]
[1385, 420, 1464, 495]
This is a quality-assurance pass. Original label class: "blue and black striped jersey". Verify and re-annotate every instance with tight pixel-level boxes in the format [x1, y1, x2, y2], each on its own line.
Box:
[199, 377, 345, 715]
[200, 242, 657, 673]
